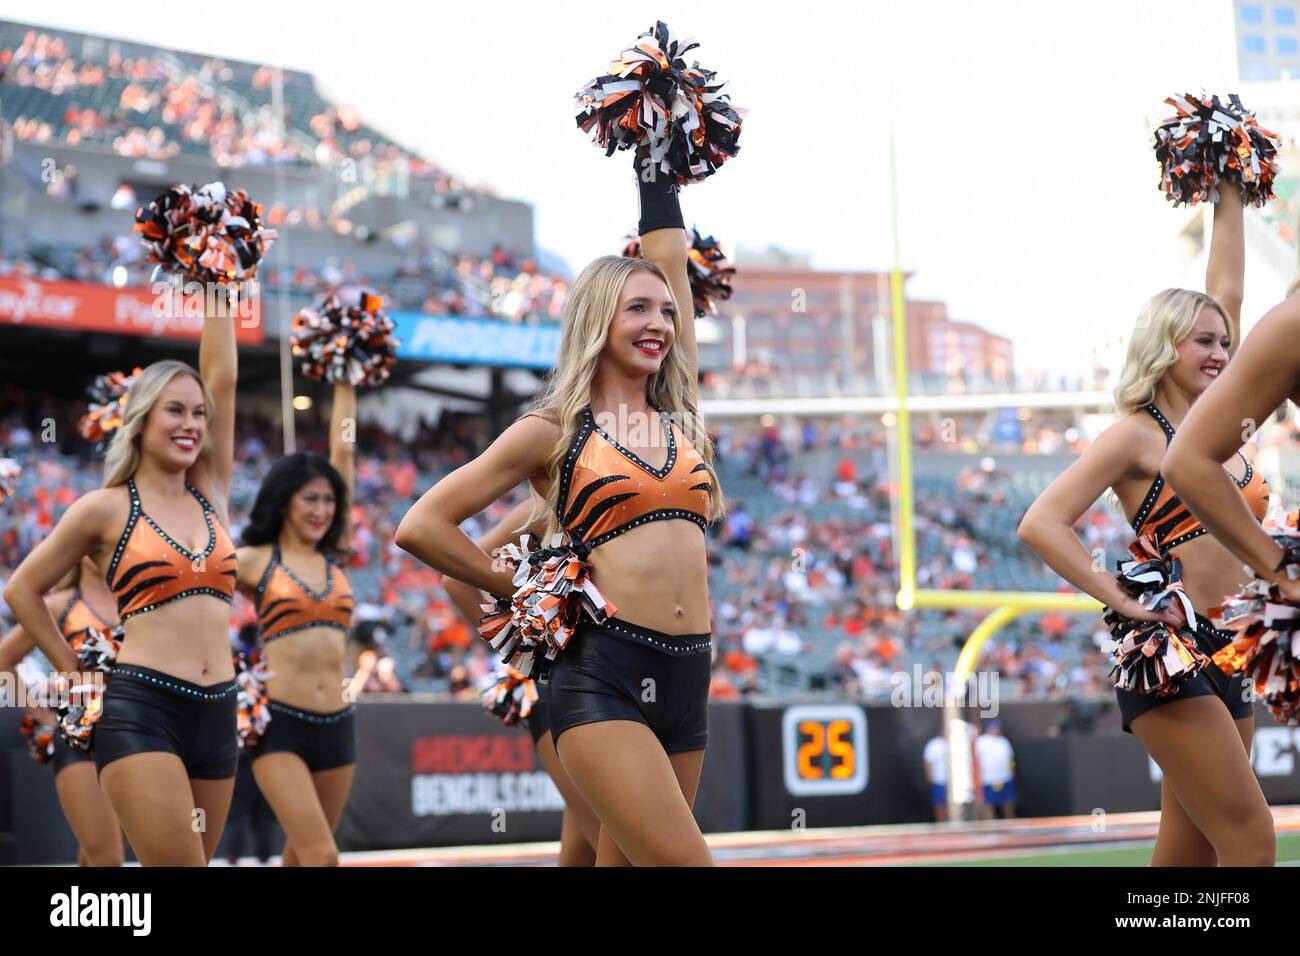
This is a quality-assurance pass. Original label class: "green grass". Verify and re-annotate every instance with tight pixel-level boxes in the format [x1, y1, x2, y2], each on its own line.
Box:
[930, 832, 1300, 867]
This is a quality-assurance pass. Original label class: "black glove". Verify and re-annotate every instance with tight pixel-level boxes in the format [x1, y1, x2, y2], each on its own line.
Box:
[635, 146, 685, 235]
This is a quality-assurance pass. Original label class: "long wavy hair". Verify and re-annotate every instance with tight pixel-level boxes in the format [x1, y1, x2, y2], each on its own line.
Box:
[102, 360, 216, 488]
[1113, 288, 1234, 416]
[240, 453, 349, 559]
[518, 255, 725, 540]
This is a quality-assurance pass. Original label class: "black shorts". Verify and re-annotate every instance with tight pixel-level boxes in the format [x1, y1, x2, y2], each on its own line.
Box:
[546, 617, 711, 754]
[525, 689, 550, 747]
[94, 665, 238, 780]
[1116, 616, 1254, 733]
[51, 732, 96, 776]
[251, 700, 356, 772]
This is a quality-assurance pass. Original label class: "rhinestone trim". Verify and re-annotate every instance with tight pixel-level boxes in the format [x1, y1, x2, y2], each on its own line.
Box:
[113, 666, 237, 700]
[267, 700, 356, 724]
[586, 508, 709, 550]
[590, 618, 713, 656]
[119, 587, 233, 622]
[588, 403, 677, 479]
[272, 544, 336, 602]
[1135, 403, 1256, 536]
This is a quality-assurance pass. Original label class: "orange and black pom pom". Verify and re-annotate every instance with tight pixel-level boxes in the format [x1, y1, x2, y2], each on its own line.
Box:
[291, 291, 399, 387]
[78, 368, 142, 450]
[135, 181, 278, 284]
[1154, 92, 1279, 207]
[624, 226, 735, 317]
[575, 20, 743, 186]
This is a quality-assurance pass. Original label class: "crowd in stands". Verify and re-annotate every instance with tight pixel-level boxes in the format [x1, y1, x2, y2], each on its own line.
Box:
[1, 28, 458, 183]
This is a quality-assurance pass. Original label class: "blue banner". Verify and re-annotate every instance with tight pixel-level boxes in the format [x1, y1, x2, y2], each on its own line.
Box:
[991, 407, 1023, 445]
[391, 312, 562, 369]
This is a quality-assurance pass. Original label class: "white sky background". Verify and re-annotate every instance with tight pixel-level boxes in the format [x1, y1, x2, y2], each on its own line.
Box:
[12, 0, 1252, 377]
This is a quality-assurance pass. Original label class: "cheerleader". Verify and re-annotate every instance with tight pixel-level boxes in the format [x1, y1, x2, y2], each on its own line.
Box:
[397, 157, 725, 866]
[233, 381, 358, 867]
[442, 499, 598, 866]
[3, 302, 240, 866]
[0, 557, 123, 866]
[1018, 179, 1275, 866]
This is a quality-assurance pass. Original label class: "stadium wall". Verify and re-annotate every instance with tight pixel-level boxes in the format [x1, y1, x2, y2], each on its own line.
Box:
[5, 698, 1300, 863]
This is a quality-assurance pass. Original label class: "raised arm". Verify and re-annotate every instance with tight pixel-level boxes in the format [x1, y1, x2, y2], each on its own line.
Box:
[1017, 420, 1175, 622]
[394, 416, 555, 598]
[2, 494, 114, 673]
[1165, 297, 1300, 581]
[195, 290, 238, 513]
[636, 152, 697, 406]
[1206, 180, 1245, 337]
[329, 381, 357, 549]
[442, 498, 545, 625]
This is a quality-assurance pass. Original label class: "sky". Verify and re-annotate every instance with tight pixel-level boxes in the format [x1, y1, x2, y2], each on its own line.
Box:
[8, 0, 1263, 375]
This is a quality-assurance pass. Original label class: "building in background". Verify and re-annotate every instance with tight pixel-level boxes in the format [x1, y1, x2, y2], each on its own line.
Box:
[1235, 1, 1300, 81]
[700, 246, 1014, 399]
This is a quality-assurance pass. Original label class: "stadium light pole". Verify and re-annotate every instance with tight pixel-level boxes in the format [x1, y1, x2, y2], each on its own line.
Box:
[273, 66, 296, 454]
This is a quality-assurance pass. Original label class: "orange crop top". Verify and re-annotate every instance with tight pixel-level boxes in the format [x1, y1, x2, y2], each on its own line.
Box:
[1131, 403, 1270, 552]
[555, 402, 712, 550]
[58, 587, 117, 651]
[255, 544, 354, 642]
[107, 478, 237, 621]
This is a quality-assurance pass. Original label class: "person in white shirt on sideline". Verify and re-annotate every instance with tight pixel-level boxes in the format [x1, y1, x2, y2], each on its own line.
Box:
[922, 732, 948, 822]
[975, 720, 1016, 819]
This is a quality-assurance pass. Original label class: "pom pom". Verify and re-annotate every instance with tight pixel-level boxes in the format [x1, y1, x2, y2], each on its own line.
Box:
[291, 291, 399, 387]
[0, 457, 20, 506]
[1103, 537, 1210, 696]
[1154, 92, 1280, 207]
[1211, 512, 1300, 724]
[623, 225, 735, 317]
[19, 715, 55, 765]
[134, 181, 278, 284]
[480, 665, 539, 727]
[78, 367, 143, 450]
[74, 625, 122, 674]
[575, 20, 743, 186]
[477, 532, 617, 679]
[56, 626, 122, 750]
[233, 648, 274, 749]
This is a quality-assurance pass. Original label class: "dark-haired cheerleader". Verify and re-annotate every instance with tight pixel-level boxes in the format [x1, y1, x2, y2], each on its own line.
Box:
[442, 499, 598, 866]
[234, 381, 358, 867]
[1019, 171, 1275, 866]
[0, 557, 124, 866]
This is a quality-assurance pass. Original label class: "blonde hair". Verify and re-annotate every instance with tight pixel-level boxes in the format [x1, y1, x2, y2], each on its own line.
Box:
[518, 255, 725, 540]
[1113, 288, 1233, 416]
[102, 360, 216, 488]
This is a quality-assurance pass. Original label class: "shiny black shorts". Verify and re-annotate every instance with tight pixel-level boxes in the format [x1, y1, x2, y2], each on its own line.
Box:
[51, 732, 96, 776]
[547, 617, 712, 753]
[1116, 616, 1254, 734]
[94, 665, 238, 779]
[525, 691, 550, 747]
[251, 699, 356, 772]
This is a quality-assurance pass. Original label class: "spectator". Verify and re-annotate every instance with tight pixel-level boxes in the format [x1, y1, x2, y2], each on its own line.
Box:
[975, 720, 1016, 819]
